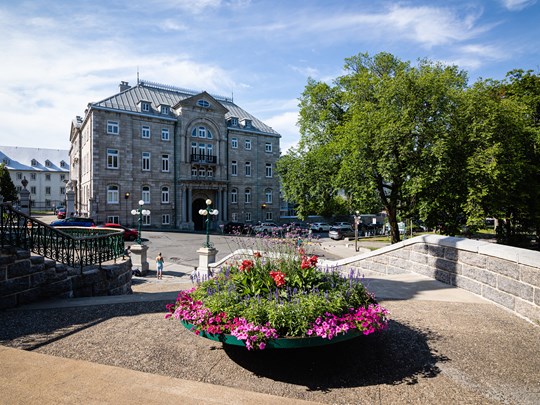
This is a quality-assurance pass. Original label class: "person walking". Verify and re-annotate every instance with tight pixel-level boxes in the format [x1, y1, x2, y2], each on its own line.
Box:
[156, 252, 164, 280]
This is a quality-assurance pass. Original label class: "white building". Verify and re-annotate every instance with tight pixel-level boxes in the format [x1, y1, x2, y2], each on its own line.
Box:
[0, 146, 70, 210]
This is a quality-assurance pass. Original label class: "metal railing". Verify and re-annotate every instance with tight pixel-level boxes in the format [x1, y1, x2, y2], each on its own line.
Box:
[190, 154, 216, 164]
[0, 203, 125, 272]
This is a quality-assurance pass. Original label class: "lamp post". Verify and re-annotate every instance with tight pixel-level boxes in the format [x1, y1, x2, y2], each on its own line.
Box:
[353, 210, 361, 252]
[131, 200, 150, 244]
[198, 199, 219, 248]
[124, 192, 130, 225]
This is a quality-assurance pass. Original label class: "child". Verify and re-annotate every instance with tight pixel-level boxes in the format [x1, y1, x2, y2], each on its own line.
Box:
[156, 252, 164, 279]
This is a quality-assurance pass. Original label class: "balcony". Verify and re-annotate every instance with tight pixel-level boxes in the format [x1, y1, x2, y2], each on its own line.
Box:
[190, 154, 216, 164]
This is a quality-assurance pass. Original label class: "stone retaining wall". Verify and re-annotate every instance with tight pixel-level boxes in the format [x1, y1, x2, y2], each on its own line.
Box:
[0, 246, 132, 310]
[328, 235, 540, 325]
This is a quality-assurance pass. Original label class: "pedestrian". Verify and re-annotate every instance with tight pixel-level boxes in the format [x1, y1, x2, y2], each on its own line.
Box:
[156, 252, 164, 279]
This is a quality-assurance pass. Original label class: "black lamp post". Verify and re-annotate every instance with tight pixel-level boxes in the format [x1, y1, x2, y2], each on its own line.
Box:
[131, 200, 150, 244]
[198, 199, 219, 248]
[124, 192, 130, 225]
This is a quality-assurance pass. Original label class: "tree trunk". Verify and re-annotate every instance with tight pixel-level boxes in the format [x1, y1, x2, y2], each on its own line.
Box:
[386, 206, 401, 244]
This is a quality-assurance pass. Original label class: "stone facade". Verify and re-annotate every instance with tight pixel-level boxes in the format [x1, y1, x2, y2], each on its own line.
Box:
[0, 246, 132, 310]
[324, 234, 540, 325]
[69, 81, 281, 230]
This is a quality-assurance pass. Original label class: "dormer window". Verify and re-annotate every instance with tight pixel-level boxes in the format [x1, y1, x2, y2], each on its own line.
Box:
[31, 159, 38, 166]
[139, 100, 151, 112]
[228, 117, 238, 127]
[160, 105, 170, 115]
[197, 99, 210, 108]
[60, 160, 67, 168]
[242, 119, 252, 128]
[45, 160, 52, 167]
[2, 158, 9, 165]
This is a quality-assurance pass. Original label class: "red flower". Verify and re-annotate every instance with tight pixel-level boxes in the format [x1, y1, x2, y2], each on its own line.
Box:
[269, 270, 286, 287]
[309, 255, 318, 266]
[253, 251, 262, 258]
[239, 259, 254, 272]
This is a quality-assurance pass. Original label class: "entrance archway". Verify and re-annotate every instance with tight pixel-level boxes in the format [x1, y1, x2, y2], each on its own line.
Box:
[192, 198, 207, 231]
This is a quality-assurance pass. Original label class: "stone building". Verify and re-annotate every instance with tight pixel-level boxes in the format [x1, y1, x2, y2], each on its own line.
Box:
[69, 80, 281, 230]
[0, 146, 69, 210]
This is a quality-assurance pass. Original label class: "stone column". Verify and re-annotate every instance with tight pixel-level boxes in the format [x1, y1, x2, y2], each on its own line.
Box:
[66, 181, 75, 217]
[18, 177, 30, 216]
[130, 244, 150, 276]
[194, 246, 218, 280]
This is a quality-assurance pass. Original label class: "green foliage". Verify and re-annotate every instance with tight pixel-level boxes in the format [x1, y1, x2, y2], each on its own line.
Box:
[0, 163, 17, 202]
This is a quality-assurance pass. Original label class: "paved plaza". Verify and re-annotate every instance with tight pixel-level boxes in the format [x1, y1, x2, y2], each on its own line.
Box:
[1, 228, 539, 404]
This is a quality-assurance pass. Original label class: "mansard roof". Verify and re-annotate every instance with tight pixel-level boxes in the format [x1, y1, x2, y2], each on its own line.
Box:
[0, 146, 69, 172]
[89, 80, 280, 137]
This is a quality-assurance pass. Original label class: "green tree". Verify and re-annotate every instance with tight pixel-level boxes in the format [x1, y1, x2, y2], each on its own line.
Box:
[279, 52, 468, 243]
[0, 163, 17, 202]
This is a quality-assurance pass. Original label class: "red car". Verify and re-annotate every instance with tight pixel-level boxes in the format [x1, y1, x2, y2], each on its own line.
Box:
[56, 208, 66, 219]
[99, 223, 138, 241]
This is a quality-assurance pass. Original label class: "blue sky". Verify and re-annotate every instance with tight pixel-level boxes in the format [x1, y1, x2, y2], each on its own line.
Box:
[0, 0, 538, 152]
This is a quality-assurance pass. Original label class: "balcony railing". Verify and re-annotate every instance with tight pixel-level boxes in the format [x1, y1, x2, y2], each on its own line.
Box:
[190, 154, 216, 164]
[0, 203, 125, 272]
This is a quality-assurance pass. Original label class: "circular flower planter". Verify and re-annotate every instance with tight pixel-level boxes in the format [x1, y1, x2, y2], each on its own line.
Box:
[181, 320, 362, 349]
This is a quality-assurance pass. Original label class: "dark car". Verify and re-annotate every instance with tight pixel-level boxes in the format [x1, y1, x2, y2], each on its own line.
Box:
[50, 217, 96, 227]
[329, 225, 356, 240]
[98, 223, 138, 241]
[223, 222, 250, 235]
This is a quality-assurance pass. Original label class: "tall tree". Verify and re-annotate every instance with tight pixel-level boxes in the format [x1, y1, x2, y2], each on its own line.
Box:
[0, 163, 17, 202]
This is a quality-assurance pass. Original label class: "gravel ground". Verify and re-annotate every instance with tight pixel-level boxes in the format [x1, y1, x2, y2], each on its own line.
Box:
[1, 298, 539, 404]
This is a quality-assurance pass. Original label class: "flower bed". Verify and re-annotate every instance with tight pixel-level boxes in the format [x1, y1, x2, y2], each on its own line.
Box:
[166, 246, 389, 350]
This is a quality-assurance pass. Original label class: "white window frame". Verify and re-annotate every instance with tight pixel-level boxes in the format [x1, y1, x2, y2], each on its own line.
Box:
[141, 102, 150, 112]
[245, 139, 252, 150]
[245, 188, 251, 203]
[45, 186, 51, 195]
[232, 212, 238, 222]
[245, 161, 251, 177]
[265, 142, 272, 153]
[231, 161, 237, 176]
[265, 163, 272, 178]
[231, 137, 238, 148]
[198, 167, 206, 177]
[161, 154, 170, 172]
[107, 185, 119, 204]
[191, 166, 198, 176]
[245, 212, 252, 222]
[207, 167, 213, 178]
[142, 152, 151, 171]
[107, 149, 119, 169]
[142, 126, 150, 139]
[107, 215, 120, 224]
[231, 188, 238, 204]
[107, 121, 119, 135]
[143, 214, 151, 225]
[161, 128, 170, 141]
[161, 186, 170, 204]
[266, 211, 273, 221]
[265, 189, 273, 204]
[142, 186, 151, 204]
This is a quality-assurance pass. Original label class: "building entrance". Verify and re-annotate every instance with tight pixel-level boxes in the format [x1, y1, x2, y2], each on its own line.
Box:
[192, 198, 207, 231]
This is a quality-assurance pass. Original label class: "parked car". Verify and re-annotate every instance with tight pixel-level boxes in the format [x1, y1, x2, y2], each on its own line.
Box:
[223, 222, 249, 235]
[98, 223, 138, 241]
[334, 222, 351, 227]
[329, 225, 356, 240]
[50, 217, 96, 227]
[53, 204, 65, 214]
[56, 208, 66, 219]
[284, 222, 311, 235]
[310, 222, 331, 232]
[252, 222, 281, 235]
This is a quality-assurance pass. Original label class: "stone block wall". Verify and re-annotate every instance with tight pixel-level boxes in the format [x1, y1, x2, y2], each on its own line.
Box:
[0, 246, 132, 310]
[329, 235, 540, 325]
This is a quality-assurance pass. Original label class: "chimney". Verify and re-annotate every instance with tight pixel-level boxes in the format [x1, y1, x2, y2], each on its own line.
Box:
[119, 81, 131, 92]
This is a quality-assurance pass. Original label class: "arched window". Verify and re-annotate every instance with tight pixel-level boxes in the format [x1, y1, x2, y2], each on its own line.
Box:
[142, 186, 150, 204]
[245, 188, 251, 204]
[107, 185, 119, 204]
[265, 189, 273, 204]
[161, 186, 169, 204]
[191, 126, 213, 139]
[231, 188, 238, 204]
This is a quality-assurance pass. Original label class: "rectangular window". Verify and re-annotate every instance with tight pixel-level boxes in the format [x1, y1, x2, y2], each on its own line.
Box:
[231, 161, 237, 176]
[266, 212, 273, 221]
[30, 186, 36, 194]
[207, 168, 213, 178]
[265, 142, 272, 153]
[265, 190, 273, 204]
[30, 173, 36, 180]
[142, 188, 150, 203]
[206, 144, 213, 157]
[198, 143, 205, 156]
[191, 142, 198, 155]
[142, 126, 150, 139]
[245, 189, 251, 203]
[60, 174, 65, 181]
[161, 128, 170, 141]
[245, 212, 252, 222]
[161, 154, 170, 172]
[142, 102, 150, 112]
[107, 216, 120, 224]
[161, 189, 169, 203]
[245, 161, 251, 177]
[162, 214, 170, 225]
[107, 149, 119, 169]
[143, 214, 151, 225]
[245, 139, 252, 150]
[107, 120, 119, 135]
[45, 186, 51, 195]
[232, 212, 238, 222]
[198, 167, 206, 177]
[16, 172, 22, 180]
[45, 174, 51, 181]
[265, 163, 272, 178]
[161, 105, 169, 115]
[231, 190, 237, 204]
[142, 152, 151, 171]
[231, 137, 238, 148]
[60, 187, 65, 194]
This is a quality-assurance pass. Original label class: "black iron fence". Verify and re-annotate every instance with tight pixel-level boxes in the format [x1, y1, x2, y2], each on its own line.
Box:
[0, 203, 125, 272]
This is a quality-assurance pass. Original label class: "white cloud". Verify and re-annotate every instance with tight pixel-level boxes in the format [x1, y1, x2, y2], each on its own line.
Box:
[500, 0, 537, 10]
[265, 111, 301, 154]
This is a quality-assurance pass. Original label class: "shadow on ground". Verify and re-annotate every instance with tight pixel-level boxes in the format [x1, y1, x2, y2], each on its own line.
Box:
[223, 319, 448, 390]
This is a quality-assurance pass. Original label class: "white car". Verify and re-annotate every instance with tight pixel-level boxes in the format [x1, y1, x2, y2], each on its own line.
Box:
[334, 222, 351, 227]
[310, 222, 331, 232]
